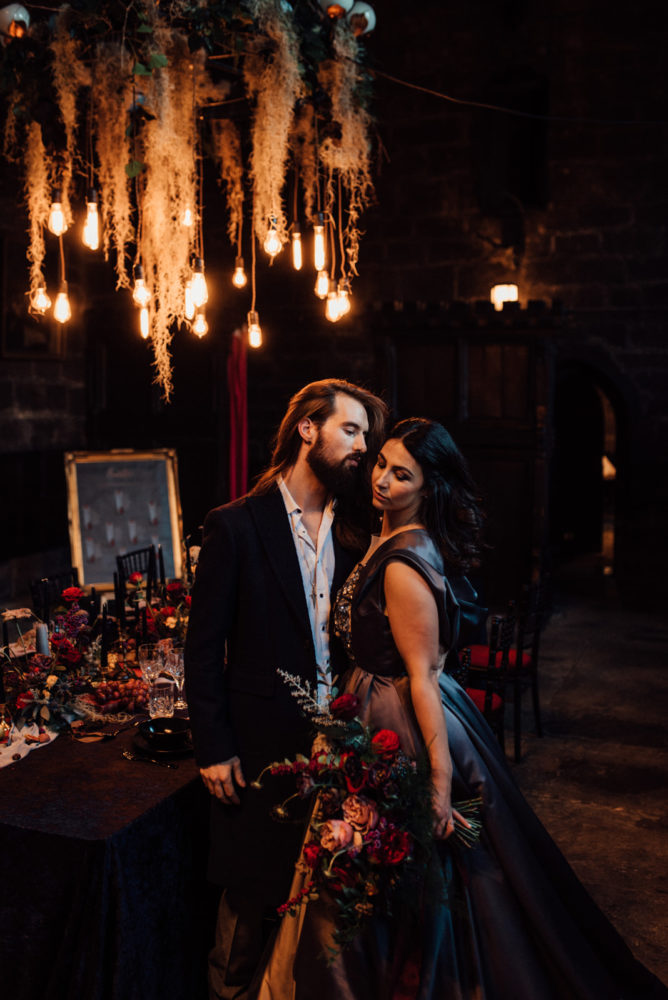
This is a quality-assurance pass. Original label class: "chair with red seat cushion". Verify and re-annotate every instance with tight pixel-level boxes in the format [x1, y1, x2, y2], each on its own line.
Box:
[465, 613, 515, 753]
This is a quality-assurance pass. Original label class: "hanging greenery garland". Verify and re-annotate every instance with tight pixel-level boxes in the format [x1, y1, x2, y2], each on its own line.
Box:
[0, 0, 377, 398]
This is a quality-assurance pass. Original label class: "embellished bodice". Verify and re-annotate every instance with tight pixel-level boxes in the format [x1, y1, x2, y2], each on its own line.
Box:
[333, 529, 457, 678]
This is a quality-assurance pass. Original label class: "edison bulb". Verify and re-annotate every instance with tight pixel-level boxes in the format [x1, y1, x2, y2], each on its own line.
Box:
[247, 310, 262, 348]
[48, 192, 66, 237]
[325, 289, 341, 323]
[291, 227, 303, 271]
[314, 269, 329, 300]
[263, 223, 282, 258]
[139, 306, 150, 339]
[184, 279, 195, 320]
[336, 281, 351, 317]
[82, 189, 99, 251]
[31, 285, 51, 314]
[313, 215, 326, 272]
[53, 283, 71, 324]
[192, 311, 208, 338]
[232, 257, 247, 288]
[191, 258, 208, 307]
[132, 264, 151, 308]
[182, 207, 193, 227]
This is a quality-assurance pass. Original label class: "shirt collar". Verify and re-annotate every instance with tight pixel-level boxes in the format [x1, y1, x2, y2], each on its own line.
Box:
[277, 475, 336, 517]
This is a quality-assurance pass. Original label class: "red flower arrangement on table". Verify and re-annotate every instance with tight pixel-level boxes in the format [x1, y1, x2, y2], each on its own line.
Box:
[254, 673, 482, 955]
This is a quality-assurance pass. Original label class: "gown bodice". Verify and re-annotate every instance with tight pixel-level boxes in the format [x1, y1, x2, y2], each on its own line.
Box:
[333, 528, 458, 678]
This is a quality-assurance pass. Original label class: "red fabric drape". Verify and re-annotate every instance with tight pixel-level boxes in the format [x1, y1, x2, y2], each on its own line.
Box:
[227, 329, 248, 500]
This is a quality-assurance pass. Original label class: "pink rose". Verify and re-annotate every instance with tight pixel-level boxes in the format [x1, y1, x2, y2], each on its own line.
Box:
[341, 794, 378, 835]
[320, 819, 354, 852]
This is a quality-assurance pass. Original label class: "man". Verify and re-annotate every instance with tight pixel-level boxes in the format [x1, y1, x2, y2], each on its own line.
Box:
[184, 378, 387, 1000]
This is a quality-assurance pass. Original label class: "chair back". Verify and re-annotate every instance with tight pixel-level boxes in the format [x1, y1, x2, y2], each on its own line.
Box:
[516, 583, 545, 666]
[116, 546, 157, 604]
[29, 568, 80, 622]
[487, 603, 517, 670]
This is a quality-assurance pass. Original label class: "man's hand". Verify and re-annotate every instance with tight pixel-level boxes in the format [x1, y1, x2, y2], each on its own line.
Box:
[200, 756, 246, 804]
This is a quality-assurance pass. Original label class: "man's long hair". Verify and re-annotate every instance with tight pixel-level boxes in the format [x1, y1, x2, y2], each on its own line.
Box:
[251, 379, 388, 551]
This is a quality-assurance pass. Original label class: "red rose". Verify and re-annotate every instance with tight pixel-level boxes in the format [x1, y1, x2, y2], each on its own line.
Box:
[16, 692, 34, 709]
[330, 693, 360, 721]
[166, 581, 184, 598]
[371, 729, 400, 758]
[61, 586, 84, 603]
[340, 751, 367, 793]
[159, 605, 177, 617]
[184, 595, 192, 607]
[128, 572, 143, 584]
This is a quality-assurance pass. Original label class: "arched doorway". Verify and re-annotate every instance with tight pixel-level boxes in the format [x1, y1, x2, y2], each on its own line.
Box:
[550, 363, 620, 577]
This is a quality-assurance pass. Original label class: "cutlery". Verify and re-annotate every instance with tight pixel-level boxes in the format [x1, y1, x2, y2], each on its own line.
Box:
[122, 749, 178, 769]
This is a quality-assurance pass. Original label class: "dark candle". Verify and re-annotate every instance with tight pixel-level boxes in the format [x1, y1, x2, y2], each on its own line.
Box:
[158, 544, 166, 589]
[101, 604, 108, 668]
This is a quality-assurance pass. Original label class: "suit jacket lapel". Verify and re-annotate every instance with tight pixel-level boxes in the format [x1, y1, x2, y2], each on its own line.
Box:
[247, 489, 312, 637]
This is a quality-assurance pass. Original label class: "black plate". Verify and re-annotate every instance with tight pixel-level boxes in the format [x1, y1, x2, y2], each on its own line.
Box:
[132, 733, 194, 759]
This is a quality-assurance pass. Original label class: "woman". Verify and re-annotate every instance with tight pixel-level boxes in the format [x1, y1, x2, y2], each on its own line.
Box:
[253, 419, 666, 1000]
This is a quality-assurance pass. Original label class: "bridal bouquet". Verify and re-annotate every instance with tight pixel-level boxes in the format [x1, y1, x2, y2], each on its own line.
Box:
[254, 673, 481, 953]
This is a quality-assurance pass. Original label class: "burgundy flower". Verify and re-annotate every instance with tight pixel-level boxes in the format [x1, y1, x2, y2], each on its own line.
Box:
[330, 693, 360, 721]
[128, 572, 143, 585]
[166, 581, 184, 599]
[303, 842, 324, 869]
[367, 760, 393, 789]
[367, 824, 412, 865]
[341, 751, 367, 793]
[319, 787, 342, 818]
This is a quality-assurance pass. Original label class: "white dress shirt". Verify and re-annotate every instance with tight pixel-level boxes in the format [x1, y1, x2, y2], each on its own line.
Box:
[278, 477, 335, 705]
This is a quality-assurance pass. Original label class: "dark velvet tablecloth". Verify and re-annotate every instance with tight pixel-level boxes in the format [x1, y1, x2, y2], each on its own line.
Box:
[0, 726, 214, 1000]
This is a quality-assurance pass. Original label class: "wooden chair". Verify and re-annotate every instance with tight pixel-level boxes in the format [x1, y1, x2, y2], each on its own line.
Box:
[465, 611, 516, 755]
[29, 567, 80, 622]
[115, 546, 157, 630]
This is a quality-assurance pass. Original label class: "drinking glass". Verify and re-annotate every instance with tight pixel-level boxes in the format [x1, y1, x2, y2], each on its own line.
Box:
[138, 643, 161, 684]
[165, 645, 187, 710]
[148, 679, 174, 719]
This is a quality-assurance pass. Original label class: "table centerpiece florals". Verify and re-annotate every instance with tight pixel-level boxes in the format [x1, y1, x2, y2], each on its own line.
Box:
[2, 588, 148, 730]
[252, 671, 482, 956]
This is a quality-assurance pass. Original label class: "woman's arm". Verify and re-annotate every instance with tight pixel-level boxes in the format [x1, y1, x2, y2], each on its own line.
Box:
[384, 560, 463, 838]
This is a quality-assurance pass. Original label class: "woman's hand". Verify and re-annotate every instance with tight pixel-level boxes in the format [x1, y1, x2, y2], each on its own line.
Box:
[431, 771, 472, 840]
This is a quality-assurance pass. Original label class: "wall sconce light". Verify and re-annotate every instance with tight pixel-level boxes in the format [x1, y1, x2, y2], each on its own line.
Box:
[490, 284, 519, 311]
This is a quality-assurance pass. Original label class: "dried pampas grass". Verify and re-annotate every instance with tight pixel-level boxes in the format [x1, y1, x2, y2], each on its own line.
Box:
[92, 43, 135, 289]
[210, 118, 245, 250]
[24, 122, 51, 307]
[244, 0, 304, 249]
[318, 24, 374, 275]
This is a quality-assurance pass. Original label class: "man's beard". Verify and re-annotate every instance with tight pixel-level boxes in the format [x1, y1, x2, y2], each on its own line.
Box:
[306, 439, 362, 498]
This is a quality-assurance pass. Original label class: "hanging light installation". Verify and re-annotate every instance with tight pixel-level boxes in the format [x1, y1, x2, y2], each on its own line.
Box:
[53, 281, 71, 324]
[190, 257, 208, 308]
[31, 285, 51, 314]
[314, 269, 329, 299]
[192, 310, 209, 338]
[313, 213, 326, 272]
[247, 309, 262, 349]
[263, 218, 282, 258]
[132, 264, 152, 308]
[291, 225, 303, 271]
[139, 305, 150, 339]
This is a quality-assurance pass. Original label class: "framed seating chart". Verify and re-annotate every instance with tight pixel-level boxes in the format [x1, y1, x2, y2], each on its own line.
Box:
[64, 449, 183, 588]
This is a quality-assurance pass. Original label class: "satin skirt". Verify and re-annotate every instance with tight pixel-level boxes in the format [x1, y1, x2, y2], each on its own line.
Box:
[250, 670, 666, 1000]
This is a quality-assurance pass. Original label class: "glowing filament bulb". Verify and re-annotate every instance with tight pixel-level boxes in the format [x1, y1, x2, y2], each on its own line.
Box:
[139, 306, 150, 339]
[48, 190, 66, 237]
[184, 279, 195, 320]
[191, 257, 208, 307]
[325, 287, 341, 323]
[82, 188, 99, 250]
[31, 285, 51, 314]
[263, 220, 282, 258]
[291, 227, 303, 271]
[314, 269, 329, 300]
[247, 310, 262, 349]
[232, 257, 247, 288]
[182, 207, 193, 227]
[336, 281, 351, 317]
[53, 283, 71, 324]
[132, 264, 151, 308]
[192, 311, 208, 338]
[313, 214, 326, 272]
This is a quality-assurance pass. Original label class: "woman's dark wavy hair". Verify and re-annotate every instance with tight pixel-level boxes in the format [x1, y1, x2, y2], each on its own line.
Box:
[389, 418, 484, 573]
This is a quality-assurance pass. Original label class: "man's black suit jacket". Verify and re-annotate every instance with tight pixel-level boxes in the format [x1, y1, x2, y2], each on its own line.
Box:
[184, 487, 358, 891]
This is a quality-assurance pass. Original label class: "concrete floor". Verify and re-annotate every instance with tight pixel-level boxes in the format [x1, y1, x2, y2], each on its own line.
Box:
[507, 563, 668, 987]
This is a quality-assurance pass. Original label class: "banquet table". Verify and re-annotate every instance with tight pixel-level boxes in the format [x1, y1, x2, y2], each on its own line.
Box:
[0, 723, 214, 1000]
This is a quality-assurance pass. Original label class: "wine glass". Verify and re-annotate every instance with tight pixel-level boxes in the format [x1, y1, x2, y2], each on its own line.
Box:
[137, 643, 161, 685]
[165, 645, 187, 710]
